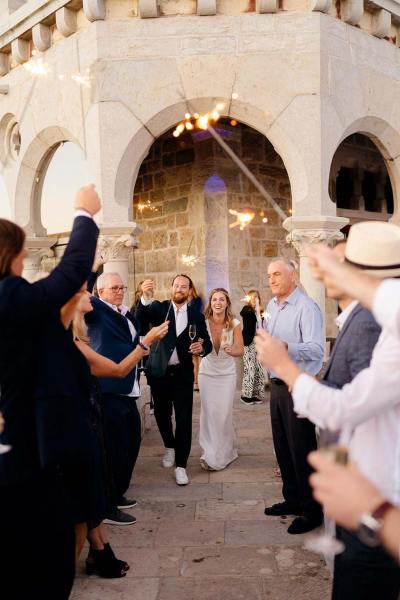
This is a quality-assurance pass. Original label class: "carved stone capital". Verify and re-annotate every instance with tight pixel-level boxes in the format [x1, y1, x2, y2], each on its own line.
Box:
[99, 223, 142, 262]
[23, 237, 55, 281]
[283, 215, 349, 255]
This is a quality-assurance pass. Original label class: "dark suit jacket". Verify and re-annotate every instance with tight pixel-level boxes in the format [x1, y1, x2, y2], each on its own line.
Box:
[85, 294, 140, 395]
[134, 299, 212, 381]
[323, 304, 381, 389]
[0, 216, 99, 486]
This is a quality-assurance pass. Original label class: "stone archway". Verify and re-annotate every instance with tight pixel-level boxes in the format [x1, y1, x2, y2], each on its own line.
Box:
[130, 118, 293, 313]
[14, 126, 82, 235]
[328, 116, 400, 225]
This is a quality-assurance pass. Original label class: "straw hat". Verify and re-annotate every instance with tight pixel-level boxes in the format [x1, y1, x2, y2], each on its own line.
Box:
[345, 221, 400, 278]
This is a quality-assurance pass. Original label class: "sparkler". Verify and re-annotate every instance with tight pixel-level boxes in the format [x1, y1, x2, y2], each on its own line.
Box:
[136, 200, 158, 214]
[172, 102, 226, 138]
[180, 235, 200, 267]
[229, 208, 255, 230]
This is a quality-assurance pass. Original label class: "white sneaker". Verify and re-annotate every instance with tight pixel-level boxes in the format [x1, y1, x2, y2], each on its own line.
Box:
[175, 467, 189, 486]
[162, 447, 175, 468]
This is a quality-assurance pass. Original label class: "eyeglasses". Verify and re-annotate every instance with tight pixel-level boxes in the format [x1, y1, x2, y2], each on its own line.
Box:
[106, 286, 127, 293]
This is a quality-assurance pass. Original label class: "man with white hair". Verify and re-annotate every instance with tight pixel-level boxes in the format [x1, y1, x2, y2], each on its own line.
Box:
[86, 270, 142, 525]
[263, 257, 325, 534]
[256, 223, 400, 600]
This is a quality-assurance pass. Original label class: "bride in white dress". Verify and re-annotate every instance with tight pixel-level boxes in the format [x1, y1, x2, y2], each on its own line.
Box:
[198, 288, 244, 471]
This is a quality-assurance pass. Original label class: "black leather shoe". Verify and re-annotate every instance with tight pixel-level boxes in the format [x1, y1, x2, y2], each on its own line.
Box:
[264, 501, 302, 516]
[103, 508, 136, 526]
[287, 515, 323, 534]
[117, 496, 137, 509]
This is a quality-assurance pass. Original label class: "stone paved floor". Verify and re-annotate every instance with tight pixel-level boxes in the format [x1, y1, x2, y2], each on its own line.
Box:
[72, 391, 331, 600]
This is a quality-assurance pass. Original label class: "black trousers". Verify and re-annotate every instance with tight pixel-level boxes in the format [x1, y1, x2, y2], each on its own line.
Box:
[333, 527, 400, 600]
[150, 365, 193, 468]
[270, 380, 321, 517]
[101, 394, 141, 504]
[1, 474, 75, 600]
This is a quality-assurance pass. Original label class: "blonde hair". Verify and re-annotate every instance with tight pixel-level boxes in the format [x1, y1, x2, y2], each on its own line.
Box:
[204, 288, 235, 330]
[72, 311, 90, 343]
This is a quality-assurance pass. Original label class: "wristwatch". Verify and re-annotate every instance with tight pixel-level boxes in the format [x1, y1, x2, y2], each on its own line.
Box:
[357, 501, 393, 547]
[138, 341, 150, 352]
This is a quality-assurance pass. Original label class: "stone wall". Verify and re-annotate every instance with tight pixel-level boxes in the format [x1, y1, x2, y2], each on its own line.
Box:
[131, 119, 293, 315]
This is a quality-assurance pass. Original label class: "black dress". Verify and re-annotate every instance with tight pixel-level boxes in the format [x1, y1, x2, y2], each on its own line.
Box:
[35, 314, 107, 530]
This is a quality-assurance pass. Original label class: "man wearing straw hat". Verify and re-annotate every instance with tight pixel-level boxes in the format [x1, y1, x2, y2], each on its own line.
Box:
[256, 221, 400, 600]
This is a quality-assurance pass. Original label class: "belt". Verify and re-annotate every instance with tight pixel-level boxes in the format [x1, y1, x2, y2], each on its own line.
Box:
[270, 377, 286, 386]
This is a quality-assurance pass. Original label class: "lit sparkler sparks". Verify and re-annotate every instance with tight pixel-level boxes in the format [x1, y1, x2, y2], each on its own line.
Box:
[229, 209, 255, 230]
[172, 102, 226, 138]
[24, 56, 49, 75]
[181, 254, 200, 267]
[136, 200, 159, 214]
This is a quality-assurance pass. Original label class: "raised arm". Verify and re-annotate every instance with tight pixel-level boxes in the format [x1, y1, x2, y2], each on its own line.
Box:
[76, 321, 169, 377]
[28, 186, 101, 313]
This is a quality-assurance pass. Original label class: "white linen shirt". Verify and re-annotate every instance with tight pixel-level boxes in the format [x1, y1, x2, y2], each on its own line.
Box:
[334, 301, 358, 331]
[99, 298, 140, 397]
[292, 286, 400, 505]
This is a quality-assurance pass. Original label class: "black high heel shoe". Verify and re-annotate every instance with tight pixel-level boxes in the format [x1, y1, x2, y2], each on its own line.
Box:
[103, 543, 130, 572]
[86, 545, 129, 578]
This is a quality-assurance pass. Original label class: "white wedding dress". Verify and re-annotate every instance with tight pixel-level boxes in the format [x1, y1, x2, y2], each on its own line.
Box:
[198, 319, 240, 470]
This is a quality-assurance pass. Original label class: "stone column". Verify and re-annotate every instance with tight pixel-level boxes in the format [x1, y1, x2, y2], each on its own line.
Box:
[283, 215, 348, 316]
[99, 223, 142, 304]
[23, 237, 55, 282]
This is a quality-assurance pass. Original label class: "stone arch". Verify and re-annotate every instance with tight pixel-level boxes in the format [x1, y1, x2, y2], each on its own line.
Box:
[329, 116, 400, 224]
[14, 126, 82, 234]
[114, 96, 306, 220]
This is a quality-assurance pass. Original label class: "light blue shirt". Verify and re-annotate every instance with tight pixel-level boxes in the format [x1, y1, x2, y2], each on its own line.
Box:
[265, 287, 324, 377]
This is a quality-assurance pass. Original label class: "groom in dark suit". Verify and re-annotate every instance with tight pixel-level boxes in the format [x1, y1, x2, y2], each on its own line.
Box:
[135, 275, 212, 486]
[86, 271, 142, 525]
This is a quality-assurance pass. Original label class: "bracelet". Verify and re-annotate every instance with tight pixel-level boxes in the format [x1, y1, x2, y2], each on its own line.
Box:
[138, 341, 149, 351]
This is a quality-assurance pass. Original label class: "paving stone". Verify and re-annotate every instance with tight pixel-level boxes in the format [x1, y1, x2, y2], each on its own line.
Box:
[105, 520, 159, 548]
[222, 481, 282, 502]
[181, 546, 277, 577]
[134, 482, 222, 501]
[158, 576, 264, 600]
[195, 498, 265, 521]
[71, 577, 159, 600]
[130, 498, 196, 522]
[225, 519, 306, 546]
[156, 520, 225, 546]
[71, 389, 331, 599]
[209, 454, 278, 483]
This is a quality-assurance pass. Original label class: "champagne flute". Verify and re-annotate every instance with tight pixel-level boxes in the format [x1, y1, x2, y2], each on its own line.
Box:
[188, 324, 197, 352]
[221, 329, 229, 348]
[304, 430, 348, 557]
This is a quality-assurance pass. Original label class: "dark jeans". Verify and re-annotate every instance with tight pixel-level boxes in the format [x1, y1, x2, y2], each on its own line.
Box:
[150, 365, 194, 468]
[270, 380, 321, 517]
[0, 473, 75, 600]
[333, 527, 400, 600]
[101, 394, 141, 504]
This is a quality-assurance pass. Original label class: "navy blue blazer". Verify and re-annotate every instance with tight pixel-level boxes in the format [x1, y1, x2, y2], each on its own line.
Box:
[85, 296, 140, 395]
[0, 216, 99, 486]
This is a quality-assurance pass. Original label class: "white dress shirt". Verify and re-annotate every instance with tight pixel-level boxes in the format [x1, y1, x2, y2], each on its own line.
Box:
[100, 298, 140, 397]
[292, 289, 400, 505]
[335, 301, 358, 331]
[140, 297, 188, 365]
